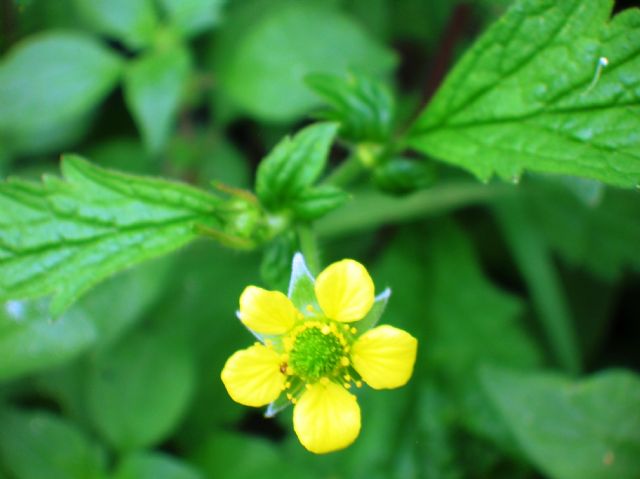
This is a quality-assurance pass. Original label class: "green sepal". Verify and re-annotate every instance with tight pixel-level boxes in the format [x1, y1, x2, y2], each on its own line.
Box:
[353, 288, 390, 335]
[287, 252, 319, 313]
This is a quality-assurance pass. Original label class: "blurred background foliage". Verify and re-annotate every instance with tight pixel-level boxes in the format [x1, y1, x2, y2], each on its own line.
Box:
[0, 0, 639, 478]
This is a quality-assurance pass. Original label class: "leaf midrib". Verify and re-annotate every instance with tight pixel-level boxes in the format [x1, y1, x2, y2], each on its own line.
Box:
[0, 212, 209, 263]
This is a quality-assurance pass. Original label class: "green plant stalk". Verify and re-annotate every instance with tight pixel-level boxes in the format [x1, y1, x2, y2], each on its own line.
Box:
[317, 181, 511, 238]
[322, 154, 364, 188]
[493, 201, 581, 375]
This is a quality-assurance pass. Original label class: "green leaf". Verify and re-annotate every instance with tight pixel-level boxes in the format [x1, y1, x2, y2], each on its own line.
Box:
[421, 221, 541, 374]
[0, 155, 219, 316]
[0, 299, 97, 382]
[74, 0, 158, 50]
[215, 0, 396, 122]
[0, 32, 122, 155]
[157, 0, 225, 37]
[0, 258, 170, 383]
[481, 367, 640, 479]
[255, 123, 338, 210]
[306, 72, 395, 143]
[494, 200, 580, 374]
[113, 452, 204, 479]
[78, 257, 172, 349]
[525, 178, 640, 280]
[0, 409, 106, 479]
[86, 328, 195, 451]
[409, 0, 640, 188]
[193, 431, 310, 479]
[87, 138, 154, 175]
[374, 222, 541, 449]
[417, 381, 464, 479]
[290, 185, 349, 221]
[148, 243, 259, 448]
[124, 45, 191, 153]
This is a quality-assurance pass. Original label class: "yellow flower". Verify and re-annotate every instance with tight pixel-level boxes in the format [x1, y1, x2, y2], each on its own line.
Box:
[221, 253, 418, 454]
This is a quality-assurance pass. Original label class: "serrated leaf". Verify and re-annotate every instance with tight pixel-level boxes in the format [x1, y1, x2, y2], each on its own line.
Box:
[290, 185, 349, 221]
[87, 328, 195, 451]
[113, 452, 204, 479]
[0, 409, 107, 479]
[0, 32, 122, 155]
[255, 123, 338, 210]
[215, 0, 396, 122]
[409, 0, 640, 188]
[157, 0, 226, 37]
[306, 72, 395, 142]
[74, 0, 158, 49]
[124, 45, 191, 153]
[481, 367, 640, 479]
[0, 155, 219, 315]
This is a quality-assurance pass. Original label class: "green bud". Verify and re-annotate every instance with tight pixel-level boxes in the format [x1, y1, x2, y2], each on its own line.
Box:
[374, 157, 437, 195]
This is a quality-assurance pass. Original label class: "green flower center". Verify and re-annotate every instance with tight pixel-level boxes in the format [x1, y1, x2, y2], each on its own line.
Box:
[289, 326, 344, 382]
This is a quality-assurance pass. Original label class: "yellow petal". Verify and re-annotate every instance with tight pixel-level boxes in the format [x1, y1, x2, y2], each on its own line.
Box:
[239, 286, 298, 335]
[221, 344, 285, 407]
[351, 325, 417, 390]
[293, 381, 361, 454]
[315, 259, 374, 323]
